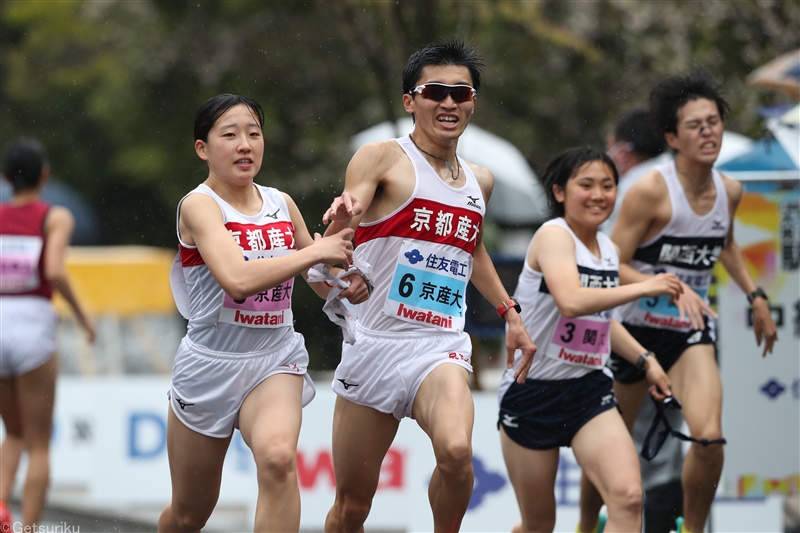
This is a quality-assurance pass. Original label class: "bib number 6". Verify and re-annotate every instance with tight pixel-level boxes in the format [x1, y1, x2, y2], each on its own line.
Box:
[399, 273, 415, 298]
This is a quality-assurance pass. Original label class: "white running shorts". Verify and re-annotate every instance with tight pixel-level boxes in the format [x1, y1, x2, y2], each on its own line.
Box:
[332, 323, 472, 420]
[0, 296, 58, 378]
[169, 331, 316, 438]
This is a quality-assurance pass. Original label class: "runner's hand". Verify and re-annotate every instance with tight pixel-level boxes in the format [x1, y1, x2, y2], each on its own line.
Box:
[644, 358, 672, 402]
[752, 298, 778, 357]
[312, 229, 354, 266]
[642, 273, 683, 300]
[323, 192, 362, 226]
[673, 281, 717, 330]
[80, 316, 97, 344]
[339, 273, 370, 305]
[504, 313, 537, 384]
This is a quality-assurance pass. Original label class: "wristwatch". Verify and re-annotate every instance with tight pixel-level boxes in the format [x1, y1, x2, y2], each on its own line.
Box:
[746, 287, 768, 305]
[636, 351, 654, 371]
[497, 297, 521, 319]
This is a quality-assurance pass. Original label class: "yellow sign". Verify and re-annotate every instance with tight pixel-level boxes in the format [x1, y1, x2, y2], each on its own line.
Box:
[53, 246, 177, 317]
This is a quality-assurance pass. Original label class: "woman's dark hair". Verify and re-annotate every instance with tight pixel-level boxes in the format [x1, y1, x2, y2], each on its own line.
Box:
[1, 138, 48, 193]
[402, 37, 484, 95]
[194, 94, 265, 142]
[540, 146, 618, 219]
[649, 67, 730, 136]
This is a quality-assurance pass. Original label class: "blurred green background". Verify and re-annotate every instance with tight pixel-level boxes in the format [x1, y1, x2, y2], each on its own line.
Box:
[2, 0, 798, 369]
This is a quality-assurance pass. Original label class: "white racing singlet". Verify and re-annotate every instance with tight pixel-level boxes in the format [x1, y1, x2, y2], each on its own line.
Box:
[170, 183, 298, 353]
[498, 218, 619, 399]
[352, 136, 485, 334]
[616, 161, 729, 332]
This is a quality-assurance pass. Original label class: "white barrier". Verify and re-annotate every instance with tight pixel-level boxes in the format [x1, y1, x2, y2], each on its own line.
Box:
[0, 376, 784, 532]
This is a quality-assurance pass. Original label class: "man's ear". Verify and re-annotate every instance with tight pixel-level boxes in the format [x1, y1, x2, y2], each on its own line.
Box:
[402, 93, 415, 115]
[664, 132, 679, 152]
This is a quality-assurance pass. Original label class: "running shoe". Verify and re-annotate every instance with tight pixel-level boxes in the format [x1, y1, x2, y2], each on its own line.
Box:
[669, 515, 685, 533]
[597, 504, 607, 533]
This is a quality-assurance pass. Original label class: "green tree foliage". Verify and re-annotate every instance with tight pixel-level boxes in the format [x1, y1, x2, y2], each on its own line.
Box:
[2, 0, 797, 368]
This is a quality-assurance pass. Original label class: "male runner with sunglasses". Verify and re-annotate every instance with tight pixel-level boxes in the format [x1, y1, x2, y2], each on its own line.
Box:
[321, 38, 537, 532]
[579, 69, 778, 533]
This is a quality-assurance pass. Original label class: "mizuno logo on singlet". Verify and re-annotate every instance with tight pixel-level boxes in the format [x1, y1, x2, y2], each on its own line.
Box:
[711, 219, 725, 230]
[467, 195, 481, 209]
[337, 378, 359, 390]
[264, 208, 280, 219]
[175, 397, 195, 410]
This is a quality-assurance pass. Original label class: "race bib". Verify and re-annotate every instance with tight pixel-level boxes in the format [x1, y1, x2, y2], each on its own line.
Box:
[0, 235, 43, 293]
[219, 249, 295, 328]
[545, 315, 610, 369]
[382, 240, 470, 331]
[633, 287, 707, 330]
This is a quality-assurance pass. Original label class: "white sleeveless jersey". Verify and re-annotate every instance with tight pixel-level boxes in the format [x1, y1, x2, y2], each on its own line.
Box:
[498, 218, 619, 399]
[173, 183, 297, 353]
[353, 135, 485, 334]
[616, 161, 729, 332]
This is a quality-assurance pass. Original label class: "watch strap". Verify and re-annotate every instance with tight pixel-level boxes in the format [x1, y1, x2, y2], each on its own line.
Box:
[497, 297, 521, 319]
[636, 351, 654, 371]
[746, 287, 767, 305]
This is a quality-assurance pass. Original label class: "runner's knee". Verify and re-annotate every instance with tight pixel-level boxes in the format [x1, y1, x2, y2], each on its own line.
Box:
[334, 493, 372, 530]
[171, 503, 212, 532]
[434, 435, 472, 477]
[690, 419, 723, 440]
[605, 482, 642, 517]
[252, 438, 297, 485]
[690, 437, 725, 463]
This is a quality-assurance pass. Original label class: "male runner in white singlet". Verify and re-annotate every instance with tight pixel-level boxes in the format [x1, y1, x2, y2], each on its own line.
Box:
[322, 38, 537, 532]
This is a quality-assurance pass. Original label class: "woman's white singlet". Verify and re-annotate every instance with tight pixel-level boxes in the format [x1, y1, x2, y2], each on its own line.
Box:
[498, 218, 620, 399]
[174, 183, 298, 353]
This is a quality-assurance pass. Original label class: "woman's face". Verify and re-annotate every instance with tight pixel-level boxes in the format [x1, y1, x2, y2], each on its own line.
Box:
[554, 160, 617, 227]
[195, 104, 264, 185]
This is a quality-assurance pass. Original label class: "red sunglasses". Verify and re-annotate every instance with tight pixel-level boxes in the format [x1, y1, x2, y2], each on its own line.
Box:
[408, 83, 477, 103]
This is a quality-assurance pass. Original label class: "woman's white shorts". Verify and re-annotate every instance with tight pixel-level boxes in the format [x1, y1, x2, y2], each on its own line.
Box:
[169, 331, 316, 438]
[0, 296, 58, 378]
